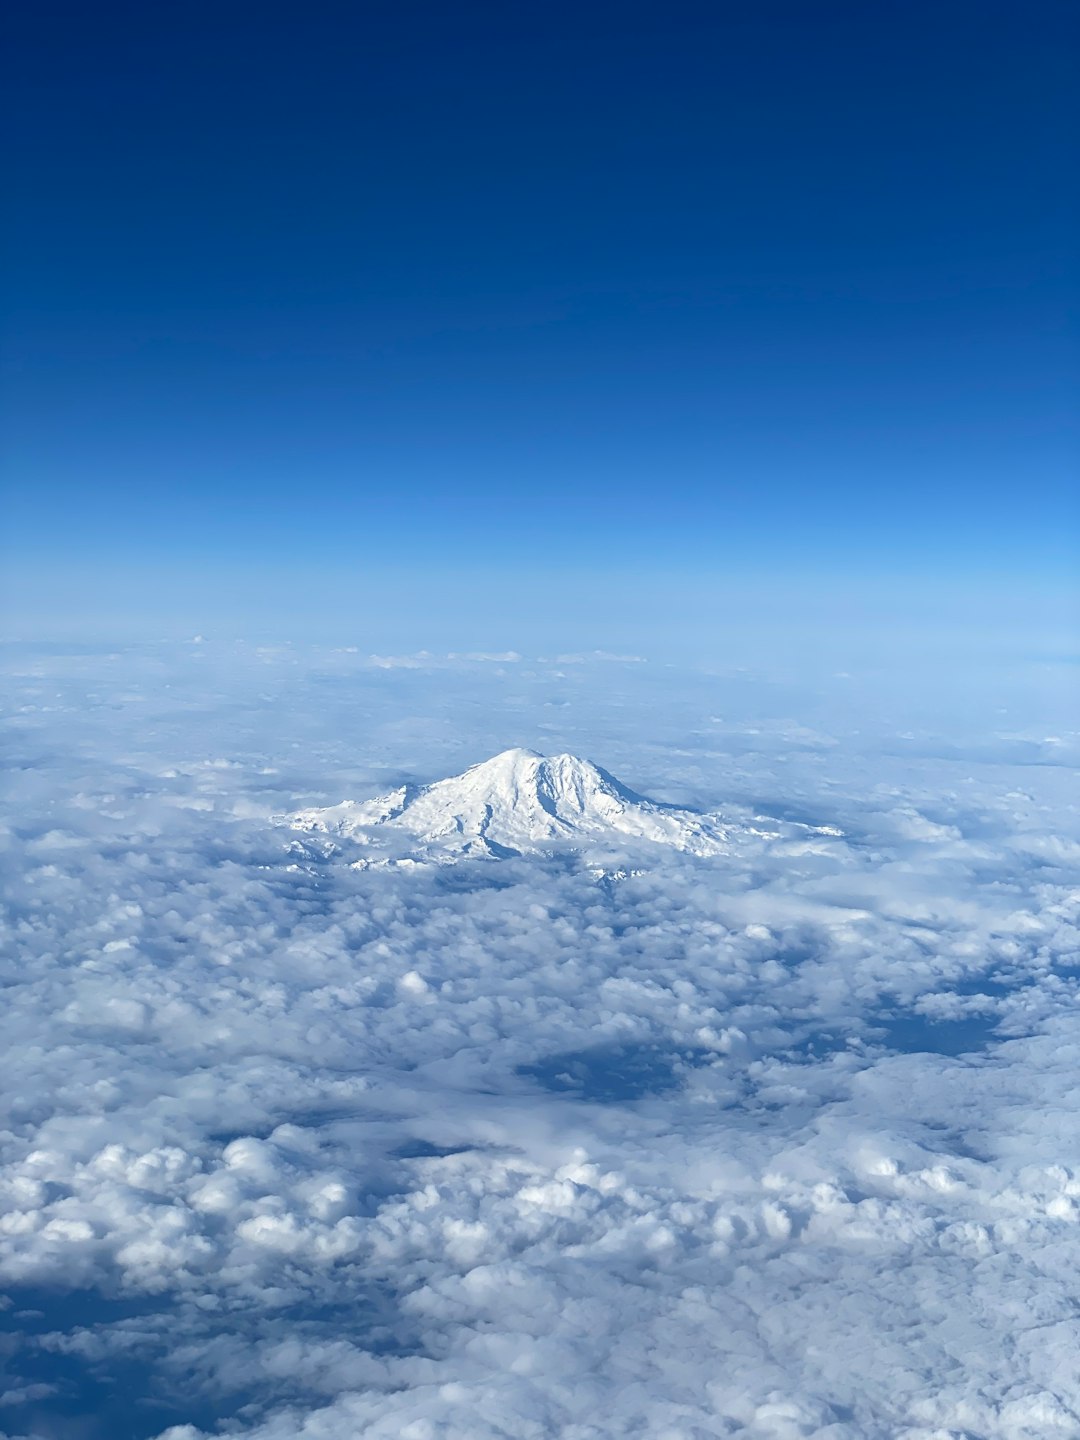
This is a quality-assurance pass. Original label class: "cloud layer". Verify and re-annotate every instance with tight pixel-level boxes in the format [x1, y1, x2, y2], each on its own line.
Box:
[1, 642, 1078, 1439]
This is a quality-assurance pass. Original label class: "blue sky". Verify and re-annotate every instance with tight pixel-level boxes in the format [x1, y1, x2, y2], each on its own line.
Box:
[2, 0, 1076, 644]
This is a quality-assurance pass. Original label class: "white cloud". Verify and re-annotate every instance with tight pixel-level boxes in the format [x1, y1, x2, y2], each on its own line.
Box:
[0, 641, 1077, 1439]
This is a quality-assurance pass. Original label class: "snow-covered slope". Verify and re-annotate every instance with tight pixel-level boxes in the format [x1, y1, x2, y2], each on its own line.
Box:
[282, 748, 731, 862]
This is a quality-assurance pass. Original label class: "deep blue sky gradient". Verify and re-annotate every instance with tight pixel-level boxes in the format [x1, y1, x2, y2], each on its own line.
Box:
[2, 0, 1076, 641]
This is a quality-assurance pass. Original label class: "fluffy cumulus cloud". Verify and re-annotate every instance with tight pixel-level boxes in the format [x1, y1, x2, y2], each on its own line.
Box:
[1, 640, 1078, 1439]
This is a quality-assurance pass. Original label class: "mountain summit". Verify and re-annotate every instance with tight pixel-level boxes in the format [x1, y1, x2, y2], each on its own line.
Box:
[282, 748, 730, 861]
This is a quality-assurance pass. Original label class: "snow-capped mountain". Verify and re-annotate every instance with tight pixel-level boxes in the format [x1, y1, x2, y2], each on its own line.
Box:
[281, 748, 731, 862]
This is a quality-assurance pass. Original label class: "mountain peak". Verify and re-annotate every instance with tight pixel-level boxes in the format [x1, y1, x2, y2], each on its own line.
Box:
[283, 749, 730, 862]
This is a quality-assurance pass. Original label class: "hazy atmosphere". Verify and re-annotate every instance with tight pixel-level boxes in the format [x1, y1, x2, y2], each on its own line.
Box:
[2, 3, 1078, 1438]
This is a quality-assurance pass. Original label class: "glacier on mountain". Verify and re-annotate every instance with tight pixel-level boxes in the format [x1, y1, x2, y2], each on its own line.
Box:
[281, 747, 735, 861]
